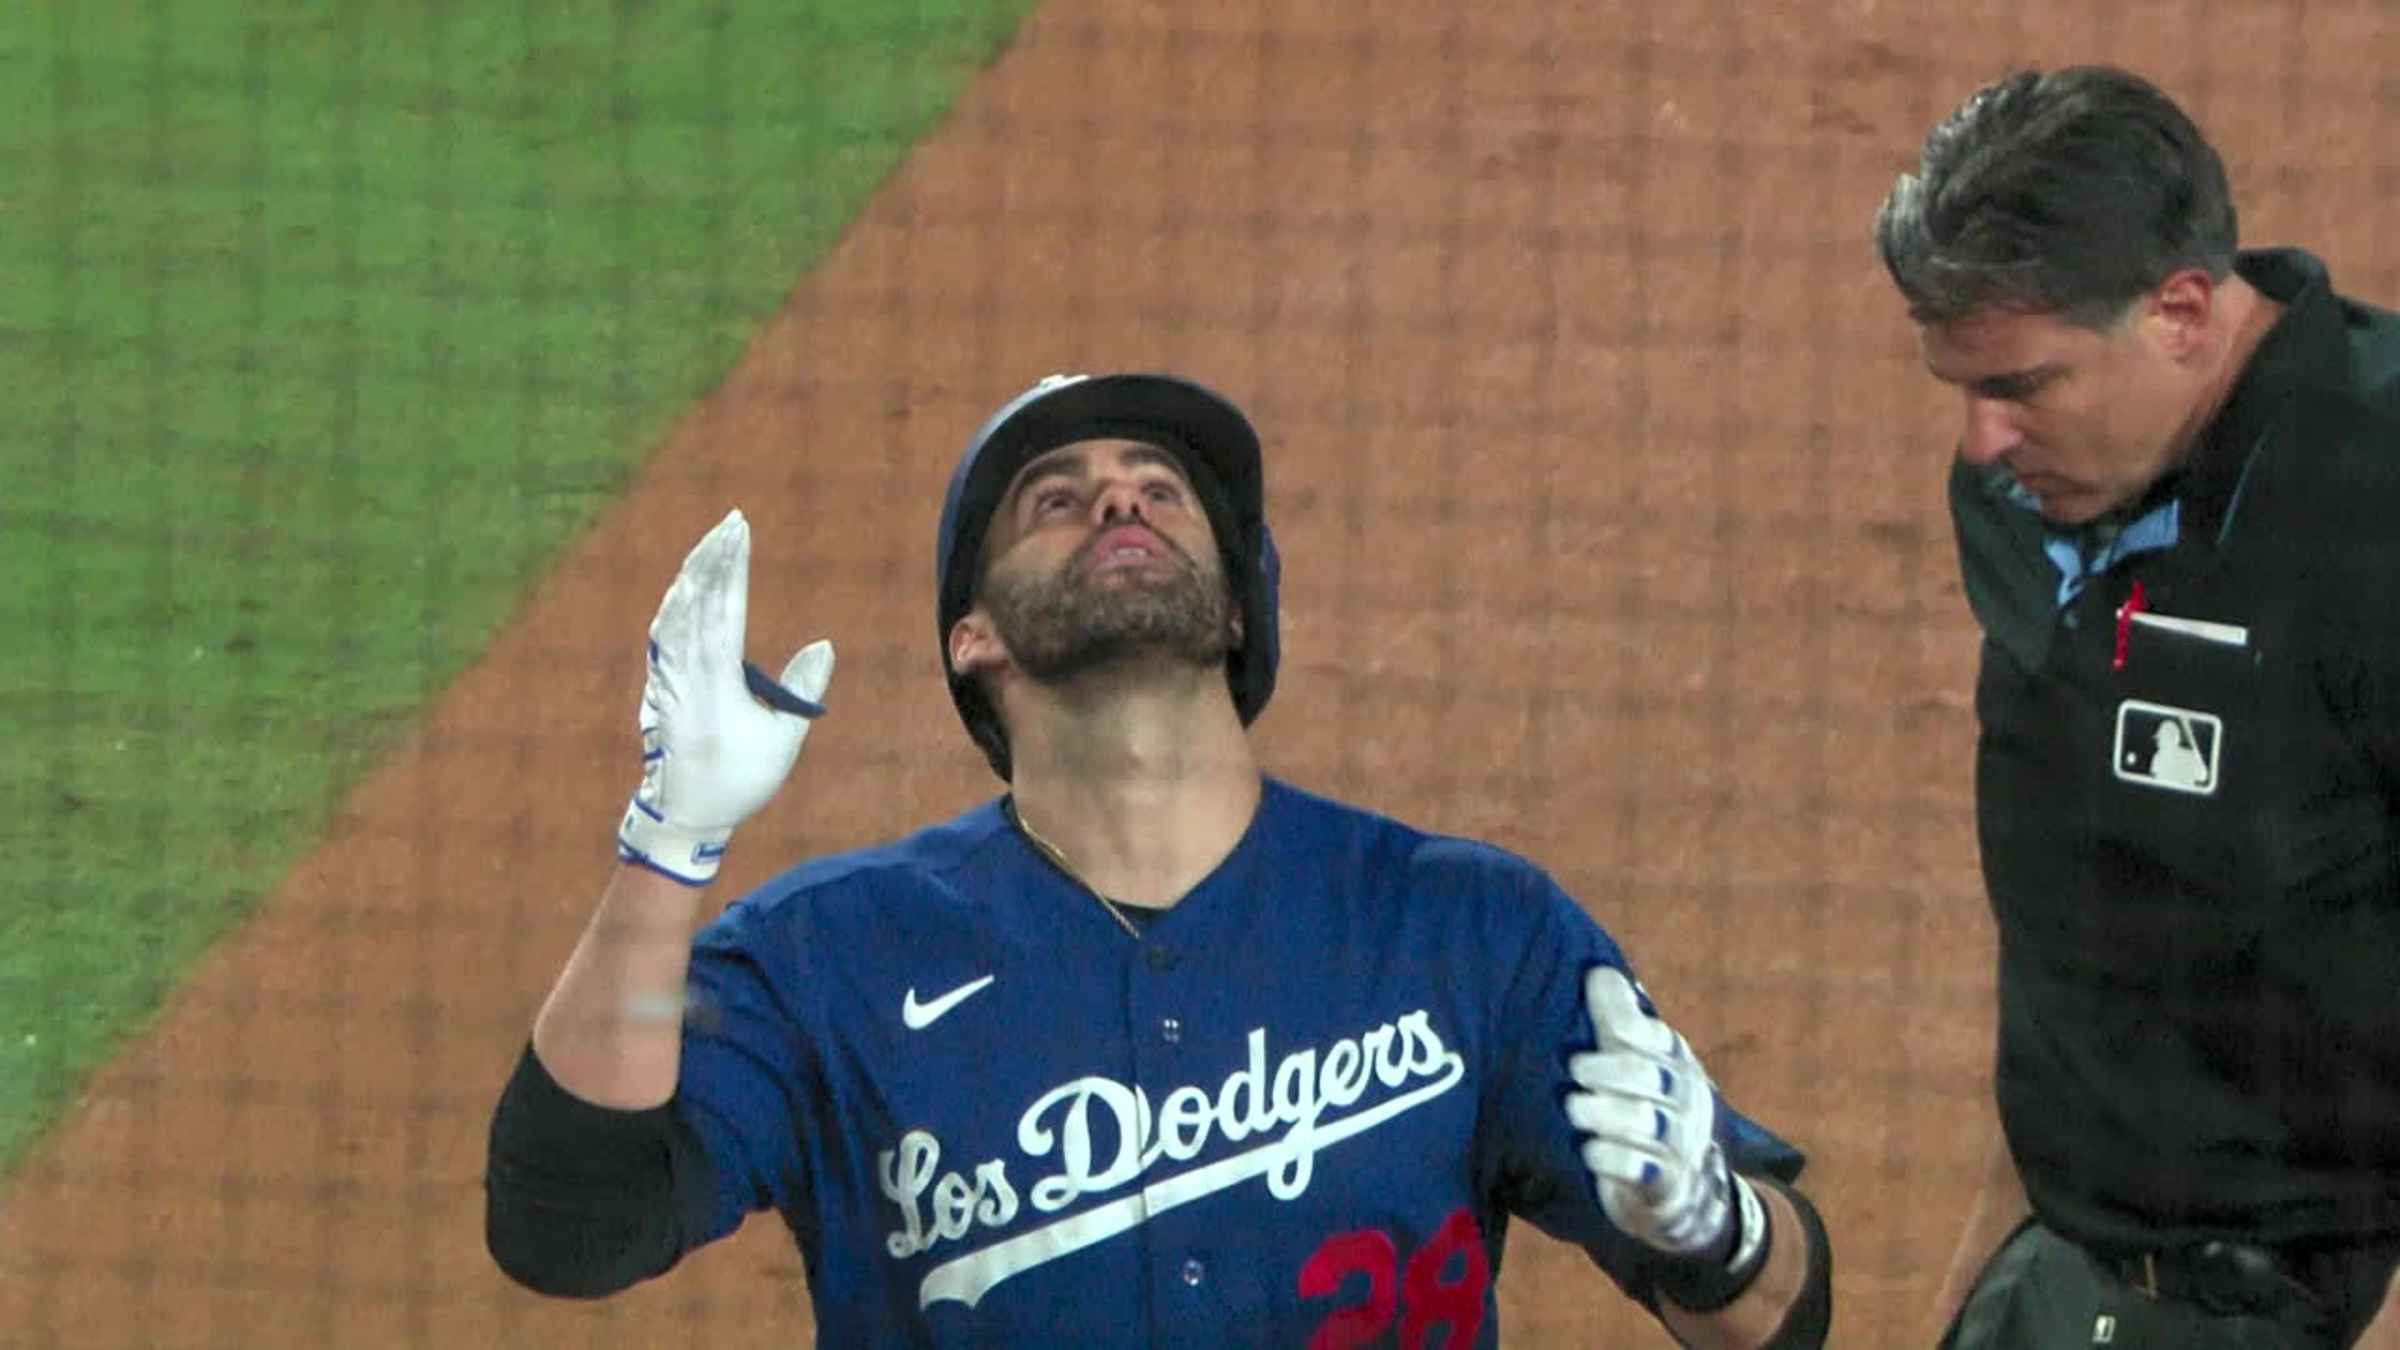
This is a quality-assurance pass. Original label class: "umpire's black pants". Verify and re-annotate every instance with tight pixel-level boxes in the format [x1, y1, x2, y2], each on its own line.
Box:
[1938, 1220, 2394, 1349]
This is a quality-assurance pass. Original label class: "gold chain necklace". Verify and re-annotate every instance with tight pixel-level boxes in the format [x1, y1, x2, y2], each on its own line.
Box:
[1012, 805, 1143, 940]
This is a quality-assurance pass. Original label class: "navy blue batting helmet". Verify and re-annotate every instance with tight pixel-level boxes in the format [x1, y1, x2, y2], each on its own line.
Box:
[935, 372, 1281, 780]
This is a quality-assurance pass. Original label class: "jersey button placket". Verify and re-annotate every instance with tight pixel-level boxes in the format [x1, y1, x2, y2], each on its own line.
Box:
[1143, 946, 1183, 1048]
[1180, 1257, 1205, 1287]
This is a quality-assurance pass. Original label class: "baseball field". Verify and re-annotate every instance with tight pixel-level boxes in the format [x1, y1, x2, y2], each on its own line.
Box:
[3, 1, 2392, 1345]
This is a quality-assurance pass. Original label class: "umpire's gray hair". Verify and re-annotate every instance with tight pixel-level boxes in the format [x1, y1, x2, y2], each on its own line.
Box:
[1874, 65, 2238, 328]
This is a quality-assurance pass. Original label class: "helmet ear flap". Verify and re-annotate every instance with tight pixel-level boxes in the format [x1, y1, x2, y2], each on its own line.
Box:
[960, 686, 1014, 781]
[947, 612, 1015, 780]
[1229, 519, 1281, 723]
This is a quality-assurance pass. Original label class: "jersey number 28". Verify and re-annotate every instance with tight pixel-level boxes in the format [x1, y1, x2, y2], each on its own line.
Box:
[1297, 1206, 1490, 1349]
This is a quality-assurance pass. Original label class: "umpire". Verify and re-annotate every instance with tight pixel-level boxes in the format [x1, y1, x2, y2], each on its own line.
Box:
[1874, 66, 2400, 1347]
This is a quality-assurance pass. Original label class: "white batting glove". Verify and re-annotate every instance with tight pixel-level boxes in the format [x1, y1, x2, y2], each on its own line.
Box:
[616, 509, 834, 886]
[1565, 966, 1767, 1289]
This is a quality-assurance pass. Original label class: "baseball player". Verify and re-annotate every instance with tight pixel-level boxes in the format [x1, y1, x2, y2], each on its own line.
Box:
[483, 372, 1834, 1345]
[1875, 66, 2400, 1347]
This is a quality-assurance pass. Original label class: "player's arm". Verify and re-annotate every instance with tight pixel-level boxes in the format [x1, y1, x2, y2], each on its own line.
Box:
[533, 506, 832, 1102]
[486, 509, 834, 1297]
[1566, 967, 1832, 1348]
[530, 864, 722, 1107]
[1660, 1177, 1829, 1348]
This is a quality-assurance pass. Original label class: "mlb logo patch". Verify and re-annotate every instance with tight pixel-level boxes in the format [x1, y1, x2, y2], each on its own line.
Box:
[2113, 699, 2221, 795]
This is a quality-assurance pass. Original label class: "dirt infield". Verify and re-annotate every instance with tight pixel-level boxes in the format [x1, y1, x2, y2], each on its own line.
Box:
[6, 2, 2395, 1345]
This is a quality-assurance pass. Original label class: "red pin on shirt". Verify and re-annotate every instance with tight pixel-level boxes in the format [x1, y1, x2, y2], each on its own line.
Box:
[2113, 579, 2147, 672]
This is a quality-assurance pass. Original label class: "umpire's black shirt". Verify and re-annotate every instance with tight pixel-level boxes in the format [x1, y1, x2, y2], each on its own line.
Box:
[1951, 248, 2400, 1254]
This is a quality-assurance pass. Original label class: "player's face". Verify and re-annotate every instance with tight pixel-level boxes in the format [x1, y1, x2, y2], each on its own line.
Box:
[972, 439, 1237, 683]
[1917, 286, 2210, 526]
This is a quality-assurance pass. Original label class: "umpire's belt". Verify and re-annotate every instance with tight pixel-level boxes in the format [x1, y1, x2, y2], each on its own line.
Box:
[2110, 1240, 2325, 1317]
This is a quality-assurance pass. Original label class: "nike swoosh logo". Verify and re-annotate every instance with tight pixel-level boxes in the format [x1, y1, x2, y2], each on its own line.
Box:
[903, 975, 996, 1030]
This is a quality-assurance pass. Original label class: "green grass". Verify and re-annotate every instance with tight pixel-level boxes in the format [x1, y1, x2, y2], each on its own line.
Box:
[0, 0, 1040, 1173]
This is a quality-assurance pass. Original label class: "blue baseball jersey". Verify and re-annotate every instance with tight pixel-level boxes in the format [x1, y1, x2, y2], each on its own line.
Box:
[675, 777, 1801, 1346]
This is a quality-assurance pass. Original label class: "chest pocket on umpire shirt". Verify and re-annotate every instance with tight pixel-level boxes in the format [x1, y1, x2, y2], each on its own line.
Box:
[2096, 611, 2271, 926]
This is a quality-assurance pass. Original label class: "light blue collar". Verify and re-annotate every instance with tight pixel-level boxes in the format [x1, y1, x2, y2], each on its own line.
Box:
[2005, 478, 2181, 606]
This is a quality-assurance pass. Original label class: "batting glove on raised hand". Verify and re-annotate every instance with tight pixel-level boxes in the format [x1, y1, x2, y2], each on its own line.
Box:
[617, 509, 834, 886]
[1566, 966, 1769, 1311]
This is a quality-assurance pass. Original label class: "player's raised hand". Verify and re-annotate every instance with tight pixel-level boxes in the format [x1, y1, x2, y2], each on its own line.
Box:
[1566, 966, 1769, 1310]
[616, 509, 834, 886]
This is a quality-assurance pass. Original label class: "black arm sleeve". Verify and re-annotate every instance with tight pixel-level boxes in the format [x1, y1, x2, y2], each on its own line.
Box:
[483, 1042, 721, 1299]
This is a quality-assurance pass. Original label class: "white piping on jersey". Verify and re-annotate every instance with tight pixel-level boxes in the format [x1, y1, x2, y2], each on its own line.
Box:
[876, 1009, 1467, 1309]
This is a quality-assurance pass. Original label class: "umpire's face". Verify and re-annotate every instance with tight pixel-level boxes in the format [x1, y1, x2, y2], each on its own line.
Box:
[950, 438, 1238, 688]
[1916, 268, 2226, 526]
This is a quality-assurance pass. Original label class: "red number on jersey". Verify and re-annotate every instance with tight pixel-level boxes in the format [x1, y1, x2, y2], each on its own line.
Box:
[1399, 1207, 1490, 1348]
[1298, 1229, 1398, 1350]
[1299, 1208, 1490, 1348]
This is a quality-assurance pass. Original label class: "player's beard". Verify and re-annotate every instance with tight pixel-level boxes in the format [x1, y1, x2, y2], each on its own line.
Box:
[980, 532, 1237, 684]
